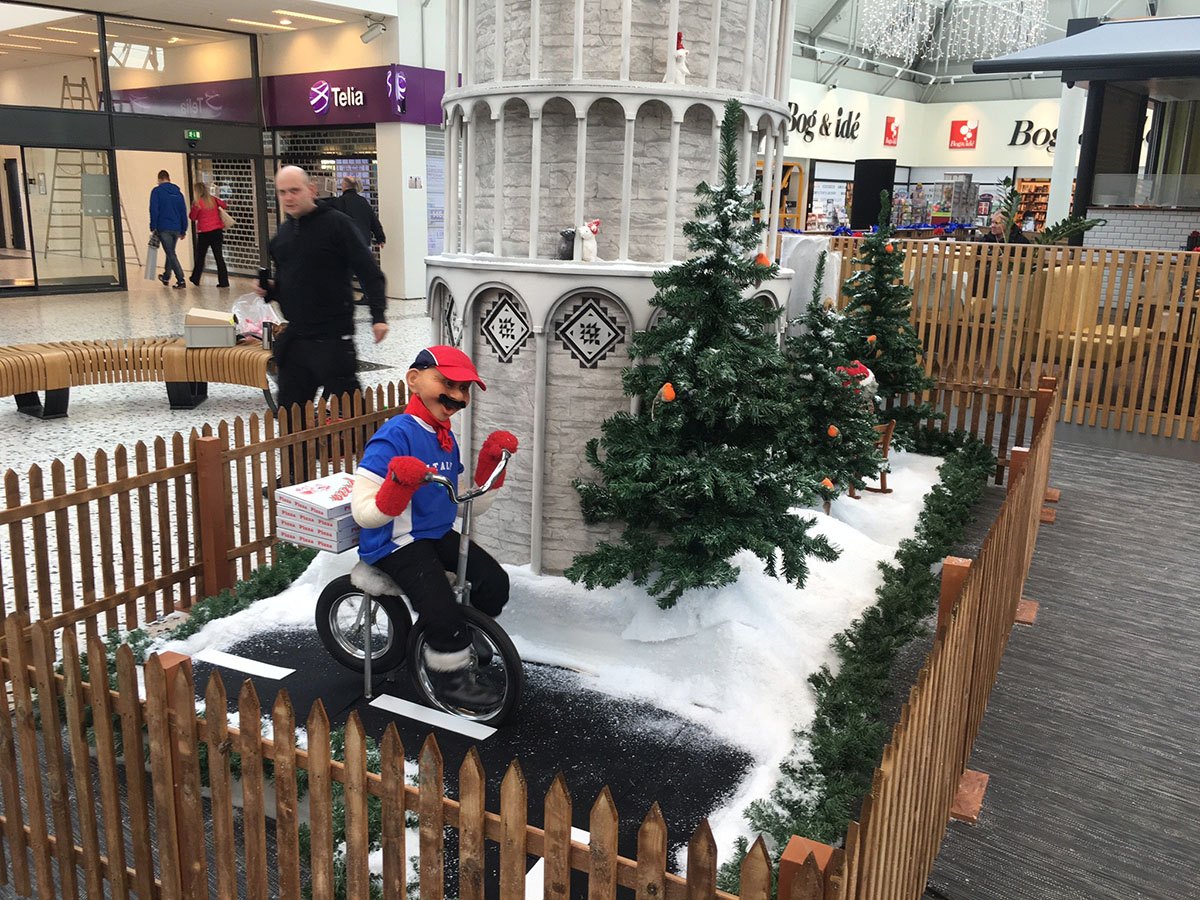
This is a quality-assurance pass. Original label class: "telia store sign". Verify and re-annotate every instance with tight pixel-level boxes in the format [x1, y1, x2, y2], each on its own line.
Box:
[266, 64, 442, 127]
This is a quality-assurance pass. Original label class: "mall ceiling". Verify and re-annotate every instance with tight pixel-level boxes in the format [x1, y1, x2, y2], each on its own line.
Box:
[0, 0, 1195, 88]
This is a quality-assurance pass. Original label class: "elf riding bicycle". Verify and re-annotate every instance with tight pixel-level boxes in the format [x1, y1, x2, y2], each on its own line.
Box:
[315, 346, 523, 725]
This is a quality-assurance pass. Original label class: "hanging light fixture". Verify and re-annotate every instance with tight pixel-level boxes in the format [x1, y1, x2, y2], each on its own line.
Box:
[857, 0, 1048, 68]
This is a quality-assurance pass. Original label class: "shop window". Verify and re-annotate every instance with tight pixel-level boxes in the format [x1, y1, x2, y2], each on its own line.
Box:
[0, 6, 103, 111]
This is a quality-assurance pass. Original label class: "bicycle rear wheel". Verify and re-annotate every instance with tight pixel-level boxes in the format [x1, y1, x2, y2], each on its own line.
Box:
[315, 574, 409, 673]
[407, 607, 524, 727]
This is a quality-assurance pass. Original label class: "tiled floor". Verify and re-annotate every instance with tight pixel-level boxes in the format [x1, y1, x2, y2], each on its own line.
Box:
[1, 275, 432, 473]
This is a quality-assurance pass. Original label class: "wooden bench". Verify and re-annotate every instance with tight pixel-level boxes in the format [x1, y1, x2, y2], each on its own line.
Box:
[0, 337, 276, 419]
[848, 419, 897, 499]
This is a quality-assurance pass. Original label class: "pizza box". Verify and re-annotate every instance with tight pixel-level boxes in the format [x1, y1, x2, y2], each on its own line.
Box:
[277, 505, 360, 541]
[274, 472, 356, 518]
[276, 522, 359, 554]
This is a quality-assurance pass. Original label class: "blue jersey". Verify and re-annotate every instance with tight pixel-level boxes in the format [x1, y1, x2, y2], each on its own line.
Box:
[356, 414, 463, 564]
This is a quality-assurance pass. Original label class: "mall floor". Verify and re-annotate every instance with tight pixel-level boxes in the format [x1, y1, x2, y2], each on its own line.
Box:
[2, 279, 1199, 898]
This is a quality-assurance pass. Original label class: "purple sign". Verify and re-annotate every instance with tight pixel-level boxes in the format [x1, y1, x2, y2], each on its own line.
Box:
[108, 78, 258, 122]
[263, 63, 444, 127]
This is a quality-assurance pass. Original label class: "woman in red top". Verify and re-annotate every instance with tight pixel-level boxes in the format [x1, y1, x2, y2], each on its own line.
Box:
[188, 182, 231, 287]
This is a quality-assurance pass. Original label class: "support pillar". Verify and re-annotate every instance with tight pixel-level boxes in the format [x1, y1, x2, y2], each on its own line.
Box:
[464, 114, 477, 254]
[493, 109, 505, 255]
[1047, 84, 1086, 223]
[758, 124, 775, 252]
[666, 0, 680, 84]
[768, 128, 786, 257]
[742, 0, 759, 93]
[936, 556, 972, 631]
[529, 113, 543, 257]
[778, 836, 832, 900]
[619, 115, 635, 260]
[573, 0, 585, 79]
[573, 114, 588, 255]
[664, 117, 682, 262]
[708, 0, 723, 89]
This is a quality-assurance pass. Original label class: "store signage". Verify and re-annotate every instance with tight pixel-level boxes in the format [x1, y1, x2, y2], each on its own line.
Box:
[949, 119, 979, 149]
[787, 103, 862, 143]
[1008, 119, 1057, 153]
[884, 115, 899, 147]
[109, 79, 257, 122]
[264, 64, 444, 127]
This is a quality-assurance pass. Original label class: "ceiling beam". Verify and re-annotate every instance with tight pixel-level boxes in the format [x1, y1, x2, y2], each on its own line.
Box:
[809, 0, 853, 40]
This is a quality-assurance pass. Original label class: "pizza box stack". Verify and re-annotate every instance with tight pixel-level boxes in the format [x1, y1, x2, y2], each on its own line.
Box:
[274, 472, 360, 553]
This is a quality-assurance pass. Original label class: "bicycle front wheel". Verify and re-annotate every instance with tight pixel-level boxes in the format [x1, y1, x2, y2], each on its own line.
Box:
[407, 607, 524, 727]
[315, 574, 409, 673]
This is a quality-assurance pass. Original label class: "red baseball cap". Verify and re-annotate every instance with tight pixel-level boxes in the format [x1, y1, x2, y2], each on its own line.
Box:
[410, 345, 487, 390]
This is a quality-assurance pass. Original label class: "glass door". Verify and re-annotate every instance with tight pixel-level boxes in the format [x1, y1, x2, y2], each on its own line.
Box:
[22, 145, 121, 288]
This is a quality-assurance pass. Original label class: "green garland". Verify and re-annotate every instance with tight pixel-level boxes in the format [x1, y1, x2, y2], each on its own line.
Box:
[718, 435, 995, 890]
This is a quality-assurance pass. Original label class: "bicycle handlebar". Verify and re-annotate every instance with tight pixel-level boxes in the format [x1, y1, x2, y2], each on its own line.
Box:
[422, 449, 511, 504]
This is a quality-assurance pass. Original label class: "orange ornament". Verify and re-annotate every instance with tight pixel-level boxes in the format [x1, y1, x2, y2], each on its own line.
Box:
[827, 424, 840, 438]
[660, 382, 676, 402]
[754, 252, 772, 267]
[820, 477, 835, 490]
[884, 243, 894, 253]
[867, 334, 877, 344]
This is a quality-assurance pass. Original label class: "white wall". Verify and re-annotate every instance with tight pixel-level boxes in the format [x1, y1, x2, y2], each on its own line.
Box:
[376, 122, 428, 299]
[116, 150, 192, 272]
[0, 57, 98, 108]
[106, 37, 251, 90]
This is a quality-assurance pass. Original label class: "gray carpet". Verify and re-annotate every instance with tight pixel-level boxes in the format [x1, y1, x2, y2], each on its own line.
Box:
[926, 437, 1200, 900]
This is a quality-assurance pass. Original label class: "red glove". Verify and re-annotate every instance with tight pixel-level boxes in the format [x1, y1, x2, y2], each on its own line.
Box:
[375, 456, 436, 517]
[475, 431, 518, 488]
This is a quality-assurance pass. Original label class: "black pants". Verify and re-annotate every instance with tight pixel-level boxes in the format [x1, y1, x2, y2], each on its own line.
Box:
[191, 229, 229, 286]
[372, 530, 509, 653]
[274, 330, 361, 480]
[159, 230, 184, 284]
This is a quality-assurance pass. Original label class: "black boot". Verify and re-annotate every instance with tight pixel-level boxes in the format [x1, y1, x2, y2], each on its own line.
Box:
[426, 651, 503, 710]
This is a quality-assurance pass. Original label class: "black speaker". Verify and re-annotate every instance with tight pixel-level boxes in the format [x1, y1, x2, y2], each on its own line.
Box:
[850, 159, 897, 230]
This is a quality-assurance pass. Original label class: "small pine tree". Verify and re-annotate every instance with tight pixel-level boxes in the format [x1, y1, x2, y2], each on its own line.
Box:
[565, 99, 837, 609]
[784, 252, 884, 504]
[840, 191, 937, 447]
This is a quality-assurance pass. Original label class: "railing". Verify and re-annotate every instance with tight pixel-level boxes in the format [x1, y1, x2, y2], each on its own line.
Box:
[785, 379, 1060, 898]
[832, 238, 1200, 442]
[0, 617, 777, 900]
[0, 384, 405, 645]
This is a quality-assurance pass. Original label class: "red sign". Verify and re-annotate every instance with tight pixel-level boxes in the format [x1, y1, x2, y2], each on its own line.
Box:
[949, 119, 979, 149]
[884, 116, 899, 147]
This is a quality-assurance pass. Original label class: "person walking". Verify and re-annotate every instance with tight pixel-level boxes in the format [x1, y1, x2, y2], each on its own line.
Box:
[188, 182, 231, 287]
[334, 176, 386, 250]
[257, 166, 388, 481]
[149, 170, 188, 289]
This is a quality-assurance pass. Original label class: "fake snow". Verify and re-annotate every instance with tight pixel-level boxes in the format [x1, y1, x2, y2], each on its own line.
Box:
[159, 451, 944, 863]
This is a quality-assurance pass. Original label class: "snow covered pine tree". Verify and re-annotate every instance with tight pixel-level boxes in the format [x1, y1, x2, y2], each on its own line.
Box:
[840, 193, 937, 447]
[784, 251, 884, 507]
[566, 99, 837, 609]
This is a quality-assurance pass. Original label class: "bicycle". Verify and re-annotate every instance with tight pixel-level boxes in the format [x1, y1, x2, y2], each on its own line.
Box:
[314, 450, 523, 726]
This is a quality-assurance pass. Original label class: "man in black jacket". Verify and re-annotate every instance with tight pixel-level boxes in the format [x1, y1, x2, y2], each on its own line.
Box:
[258, 166, 388, 477]
[335, 176, 386, 249]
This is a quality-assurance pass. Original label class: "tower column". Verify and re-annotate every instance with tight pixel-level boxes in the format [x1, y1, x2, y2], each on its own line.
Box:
[465, 0, 476, 86]
[742, 0, 759, 93]
[445, 0, 459, 95]
[530, 0, 540, 78]
[664, 116, 682, 262]
[573, 113, 588, 245]
[708, 0, 723, 89]
[620, 0, 632, 80]
[464, 112, 477, 254]
[758, 122, 774, 253]
[619, 114, 635, 260]
[445, 111, 460, 252]
[495, 0, 504, 81]
[529, 113, 543, 258]
[493, 107, 505, 255]
[574, 0, 585, 79]
[765, 0, 781, 98]
[666, 0, 680, 84]
[768, 127, 785, 257]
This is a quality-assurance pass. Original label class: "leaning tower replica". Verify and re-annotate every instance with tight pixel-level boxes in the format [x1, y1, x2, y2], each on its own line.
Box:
[426, 0, 796, 574]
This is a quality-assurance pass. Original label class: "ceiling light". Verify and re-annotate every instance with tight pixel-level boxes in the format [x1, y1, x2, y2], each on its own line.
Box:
[227, 17, 296, 31]
[272, 9, 345, 24]
[278, 19, 292, 25]
[109, 19, 165, 30]
[168, 37, 179, 43]
[47, 26, 98, 35]
[0, 42, 43, 50]
[10, 34, 77, 44]
[360, 18, 386, 43]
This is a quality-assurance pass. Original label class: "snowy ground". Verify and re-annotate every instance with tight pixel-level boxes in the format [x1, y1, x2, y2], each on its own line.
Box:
[160, 450, 943, 861]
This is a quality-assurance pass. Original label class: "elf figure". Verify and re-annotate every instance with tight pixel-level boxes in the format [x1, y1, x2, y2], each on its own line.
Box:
[665, 31, 690, 85]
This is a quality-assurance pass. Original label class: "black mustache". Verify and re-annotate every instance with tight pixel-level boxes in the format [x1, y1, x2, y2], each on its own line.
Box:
[439, 393, 467, 411]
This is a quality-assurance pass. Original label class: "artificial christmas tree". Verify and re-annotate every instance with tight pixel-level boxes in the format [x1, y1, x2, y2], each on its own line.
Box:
[566, 99, 837, 608]
[784, 252, 884, 507]
[841, 192, 937, 447]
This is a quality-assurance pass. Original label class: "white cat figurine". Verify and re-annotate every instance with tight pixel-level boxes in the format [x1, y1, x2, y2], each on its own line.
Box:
[578, 219, 600, 263]
[665, 32, 690, 85]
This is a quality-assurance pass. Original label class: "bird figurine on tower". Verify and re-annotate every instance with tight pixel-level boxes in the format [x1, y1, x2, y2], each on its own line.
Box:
[665, 31, 690, 85]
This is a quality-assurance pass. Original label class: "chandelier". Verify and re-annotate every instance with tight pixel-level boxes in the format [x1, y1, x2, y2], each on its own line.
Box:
[857, 0, 1049, 68]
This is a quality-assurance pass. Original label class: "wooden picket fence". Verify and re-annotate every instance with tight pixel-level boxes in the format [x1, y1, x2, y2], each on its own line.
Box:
[0, 384, 406, 646]
[0, 614, 780, 900]
[784, 379, 1060, 899]
[832, 238, 1200, 442]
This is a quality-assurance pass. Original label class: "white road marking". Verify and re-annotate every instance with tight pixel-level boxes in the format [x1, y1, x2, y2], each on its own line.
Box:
[368, 693, 497, 741]
[525, 828, 591, 897]
[194, 648, 296, 681]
